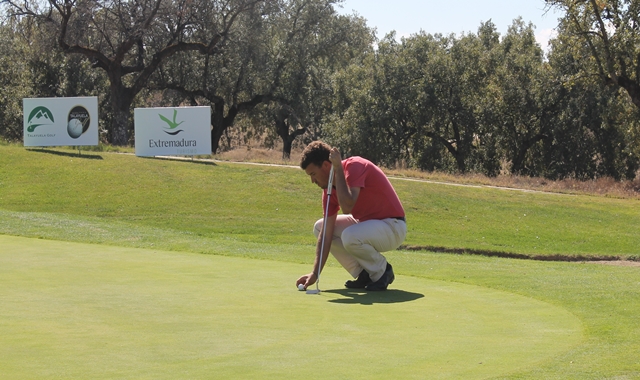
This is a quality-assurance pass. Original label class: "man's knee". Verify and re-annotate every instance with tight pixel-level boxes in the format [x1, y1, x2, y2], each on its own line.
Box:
[313, 219, 323, 238]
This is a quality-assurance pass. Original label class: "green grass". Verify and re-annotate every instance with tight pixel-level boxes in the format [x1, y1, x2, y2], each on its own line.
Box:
[2, 145, 640, 258]
[0, 144, 639, 378]
[393, 178, 640, 258]
[0, 235, 583, 379]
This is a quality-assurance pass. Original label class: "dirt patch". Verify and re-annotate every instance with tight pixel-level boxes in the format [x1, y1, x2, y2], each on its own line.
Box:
[401, 245, 639, 266]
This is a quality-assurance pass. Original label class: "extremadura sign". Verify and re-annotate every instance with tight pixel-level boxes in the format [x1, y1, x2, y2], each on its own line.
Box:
[134, 107, 212, 157]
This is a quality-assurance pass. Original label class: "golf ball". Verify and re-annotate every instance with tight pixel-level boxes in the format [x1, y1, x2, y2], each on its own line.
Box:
[67, 118, 83, 138]
[298, 284, 305, 291]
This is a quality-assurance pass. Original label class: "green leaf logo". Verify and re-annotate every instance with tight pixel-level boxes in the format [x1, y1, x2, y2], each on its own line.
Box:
[159, 109, 184, 135]
[27, 106, 55, 132]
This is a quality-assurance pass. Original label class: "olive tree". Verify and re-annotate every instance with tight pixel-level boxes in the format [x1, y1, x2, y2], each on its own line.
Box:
[3, 0, 269, 145]
[156, 0, 372, 156]
[546, 0, 640, 108]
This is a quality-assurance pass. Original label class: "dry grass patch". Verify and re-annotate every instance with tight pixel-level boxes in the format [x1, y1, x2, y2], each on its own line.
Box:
[386, 168, 640, 199]
[214, 145, 640, 199]
[213, 145, 303, 166]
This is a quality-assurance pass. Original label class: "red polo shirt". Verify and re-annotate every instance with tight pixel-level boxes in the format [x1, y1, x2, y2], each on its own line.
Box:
[323, 156, 405, 221]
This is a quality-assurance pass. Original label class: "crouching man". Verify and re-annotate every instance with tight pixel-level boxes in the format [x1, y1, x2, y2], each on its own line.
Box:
[296, 141, 407, 291]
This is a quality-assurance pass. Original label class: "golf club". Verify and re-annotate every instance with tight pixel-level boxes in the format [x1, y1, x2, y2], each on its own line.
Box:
[307, 165, 334, 295]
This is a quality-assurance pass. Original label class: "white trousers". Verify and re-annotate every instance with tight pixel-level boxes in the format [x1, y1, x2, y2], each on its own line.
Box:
[314, 215, 407, 282]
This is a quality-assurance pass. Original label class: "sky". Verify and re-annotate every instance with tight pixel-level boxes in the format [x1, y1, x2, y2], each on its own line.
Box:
[335, 0, 564, 51]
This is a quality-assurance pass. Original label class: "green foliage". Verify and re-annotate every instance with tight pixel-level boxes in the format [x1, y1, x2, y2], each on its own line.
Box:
[0, 20, 32, 140]
[2, 1, 640, 181]
[546, 0, 640, 107]
[326, 22, 506, 174]
[546, 20, 640, 180]
[0, 16, 110, 142]
[327, 15, 640, 180]
[150, 0, 373, 156]
[487, 19, 547, 175]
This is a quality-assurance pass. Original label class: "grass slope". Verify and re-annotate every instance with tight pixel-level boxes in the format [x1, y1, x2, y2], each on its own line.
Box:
[1, 145, 639, 378]
[1, 145, 640, 258]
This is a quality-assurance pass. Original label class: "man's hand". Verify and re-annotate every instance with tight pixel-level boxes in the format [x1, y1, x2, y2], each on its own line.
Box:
[329, 147, 342, 169]
[296, 272, 317, 290]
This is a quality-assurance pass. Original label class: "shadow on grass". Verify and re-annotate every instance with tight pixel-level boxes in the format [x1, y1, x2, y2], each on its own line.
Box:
[323, 288, 424, 305]
[28, 148, 103, 160]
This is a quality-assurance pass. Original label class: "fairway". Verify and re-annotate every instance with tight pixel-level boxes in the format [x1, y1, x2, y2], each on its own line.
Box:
[0, 235, 582, 379]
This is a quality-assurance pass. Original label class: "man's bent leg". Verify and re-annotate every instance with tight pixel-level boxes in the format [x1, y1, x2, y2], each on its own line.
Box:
[341, 218, 407, 282]
[313, 215, 361, 277]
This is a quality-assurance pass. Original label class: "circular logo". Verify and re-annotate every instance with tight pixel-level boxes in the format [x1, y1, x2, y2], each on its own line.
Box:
[67, 106, 90, 139]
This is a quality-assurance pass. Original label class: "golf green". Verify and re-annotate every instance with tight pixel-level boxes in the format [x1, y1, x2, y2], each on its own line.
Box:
[0, 235, 582, 379]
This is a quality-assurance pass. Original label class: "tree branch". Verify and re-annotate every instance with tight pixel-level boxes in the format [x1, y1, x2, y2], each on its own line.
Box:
[589, 0, 618, 82]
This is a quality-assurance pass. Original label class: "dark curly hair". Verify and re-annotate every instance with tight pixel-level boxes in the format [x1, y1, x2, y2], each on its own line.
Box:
[300, 141, 331, 169]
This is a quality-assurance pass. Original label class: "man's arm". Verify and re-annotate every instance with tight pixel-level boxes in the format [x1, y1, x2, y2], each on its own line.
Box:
[329, 148, 360, 215]
[296, 212, 337, 289]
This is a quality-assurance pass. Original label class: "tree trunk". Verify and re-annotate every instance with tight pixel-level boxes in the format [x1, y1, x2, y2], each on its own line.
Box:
[210, 102, 226, 154]
[282, 129, 307, 160]
[511, 134, 547, 175]
[425, 131, 467, 173]
[453, 150, 466, 173]
[282, 138, 293, 160]
[208, 95, 271, 154]
[210, 101, 237, 154]
[109, 84, 135, 146]
[274, 108, 306, 160]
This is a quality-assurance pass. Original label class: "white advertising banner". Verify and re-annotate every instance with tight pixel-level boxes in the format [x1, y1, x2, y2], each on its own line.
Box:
[23, 97, 99, 147]
[134, 107, 212, 157]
